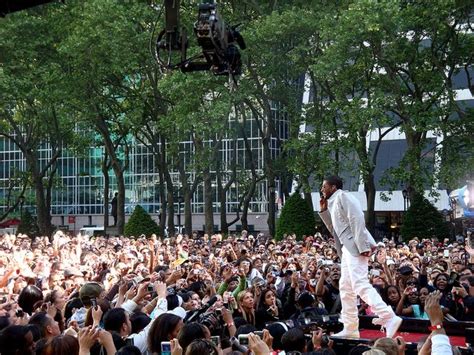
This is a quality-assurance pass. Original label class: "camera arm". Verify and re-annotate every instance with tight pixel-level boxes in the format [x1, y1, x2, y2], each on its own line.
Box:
[156, 0, 244, 76]
[162, 0, 183, 51]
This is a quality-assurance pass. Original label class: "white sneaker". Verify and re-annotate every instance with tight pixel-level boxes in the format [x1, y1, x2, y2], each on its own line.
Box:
[331, 329, 360, 338]
[385, 316, 402, 338]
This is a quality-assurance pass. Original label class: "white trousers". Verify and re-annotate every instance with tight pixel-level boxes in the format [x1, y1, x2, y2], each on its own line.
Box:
[340, 246, 394, 330]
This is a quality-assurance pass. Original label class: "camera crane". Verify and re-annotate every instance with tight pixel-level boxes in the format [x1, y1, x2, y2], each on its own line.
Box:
[0, 0, 61, 17]
[155, 0, 246, 80]
[1, 1, 246, 81]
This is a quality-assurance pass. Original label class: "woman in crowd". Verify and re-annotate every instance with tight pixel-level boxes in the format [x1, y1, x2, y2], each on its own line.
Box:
[234, 290, 256, 326]
[148, 313, 183, 354]
[395, 284, 424, 318]
[382, 285, 402, 311]
[185, 339, 220, 355]
[177, 323, 210, 354]
[35, 334, 80, 355]
[44, 289, 67, 332]
[255, 288, 281, 329]
[433, 272, 465, 318]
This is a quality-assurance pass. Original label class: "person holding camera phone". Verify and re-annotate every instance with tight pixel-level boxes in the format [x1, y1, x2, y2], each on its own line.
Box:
[255, 288, 281, 329]
[315, 263, 342, 314]
[319, 176, 402, 338]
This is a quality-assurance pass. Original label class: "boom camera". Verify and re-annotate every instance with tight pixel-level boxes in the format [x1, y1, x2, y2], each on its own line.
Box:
[156, 0, 245, 77]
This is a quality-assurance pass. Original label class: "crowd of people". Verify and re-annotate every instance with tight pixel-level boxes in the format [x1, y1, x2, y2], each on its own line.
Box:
[0, 229, 473, 355]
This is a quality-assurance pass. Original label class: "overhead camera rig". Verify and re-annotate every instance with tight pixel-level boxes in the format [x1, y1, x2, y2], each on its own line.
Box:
[155, 0, 246, 77]
[2, 0, 246, 79]
[0, 0, 61, 17]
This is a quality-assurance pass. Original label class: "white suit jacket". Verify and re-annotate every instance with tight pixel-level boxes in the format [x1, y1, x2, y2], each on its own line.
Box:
[318, 189, 376, 257]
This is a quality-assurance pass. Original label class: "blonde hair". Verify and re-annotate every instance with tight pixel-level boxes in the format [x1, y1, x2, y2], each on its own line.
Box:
[373, 337, 398, 355]
[236, 290, 255, 325]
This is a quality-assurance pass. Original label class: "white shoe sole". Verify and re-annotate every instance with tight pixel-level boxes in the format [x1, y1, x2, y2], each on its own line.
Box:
[386, 316, 403, 338]
[331, 331, 360, 339]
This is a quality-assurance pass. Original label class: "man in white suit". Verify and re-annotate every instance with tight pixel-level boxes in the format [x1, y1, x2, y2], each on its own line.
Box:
[319, 176, 402, 338]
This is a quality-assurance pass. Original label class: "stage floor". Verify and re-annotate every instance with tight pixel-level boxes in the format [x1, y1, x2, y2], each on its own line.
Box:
[359, 329, 467, 347]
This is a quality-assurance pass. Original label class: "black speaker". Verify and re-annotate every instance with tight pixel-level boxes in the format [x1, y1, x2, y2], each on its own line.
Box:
[465, 328, 474, 346]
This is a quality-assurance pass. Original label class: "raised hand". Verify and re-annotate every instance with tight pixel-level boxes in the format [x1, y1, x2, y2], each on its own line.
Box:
[312, 328, 324, 348]
[290, 271, 299, 288]
[320, 197, 328, 212]
[46, 302, 57, 318]
[262, 329, 273, 349]
[97, 329, 113, 345]
[248, 333, 271, 355]
[92, 305, 103, 326]
[154, 281, 167, 299]
[221, 307, 234, 325]
[135, 282, 150, 300]
[170, 338, 183, 355]
[124, 285, 137, 300]
[425, 290, 444, 326]
[118, 279, 129, 296]
[78, 326, 99, 354]
[222, 265, 233, 281]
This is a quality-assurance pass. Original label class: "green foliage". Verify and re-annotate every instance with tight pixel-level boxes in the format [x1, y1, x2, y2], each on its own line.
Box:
[17, 210, 40, 238]
[276, 193, 315, 241]
[124, 205, 160, 238]
[400, 193, 450, 242]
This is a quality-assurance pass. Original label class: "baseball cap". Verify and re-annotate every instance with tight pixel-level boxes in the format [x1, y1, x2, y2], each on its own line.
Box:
[79, 282, 103, 302]
[167, 306, 186, 319]
[399, 266, 413, 276]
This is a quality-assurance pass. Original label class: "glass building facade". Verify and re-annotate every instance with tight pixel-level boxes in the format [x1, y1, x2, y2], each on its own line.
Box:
[0, 103, 289, 230]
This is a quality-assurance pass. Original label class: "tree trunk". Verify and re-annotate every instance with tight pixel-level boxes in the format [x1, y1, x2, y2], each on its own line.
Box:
[241, 176, 257, 231]
[301, 175, 314, 211]
[203, 167, 214, 235]
[364, 173, 377, 236]
[263, 135, 276, 237]
[178, 161, 193, 236]
[165, 171, 175, 236]
[267, 177, 276, 237]
[26, 153, 54, 236]
[112, 165, 126, 234]
[183, 189, 192, 235]
[355, 128, 376, 236]
[405, 129, 423, 200]
[158, 135, 175, 236]
[218, 177, 228, 235]
[158, 170, 167, 237]
[102, 155, 110, 228]
[95, 116, 127, 235]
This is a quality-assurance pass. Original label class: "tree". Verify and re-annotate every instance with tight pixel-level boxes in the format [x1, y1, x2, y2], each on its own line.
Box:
[0, 3, 75, 236]
[287, 1, 474, 235]
[400, 193, 449, 241]
[124, 205, 160, 238]
[367, 1, 474, 196]
[238, 7, 311, 237]
[16, 210, 40, 238]
[276, 193, 315, 241]
[59, 0, 153, 235]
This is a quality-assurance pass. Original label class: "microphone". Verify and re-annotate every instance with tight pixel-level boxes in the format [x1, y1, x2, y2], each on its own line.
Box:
[184, 295, 218, 322]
